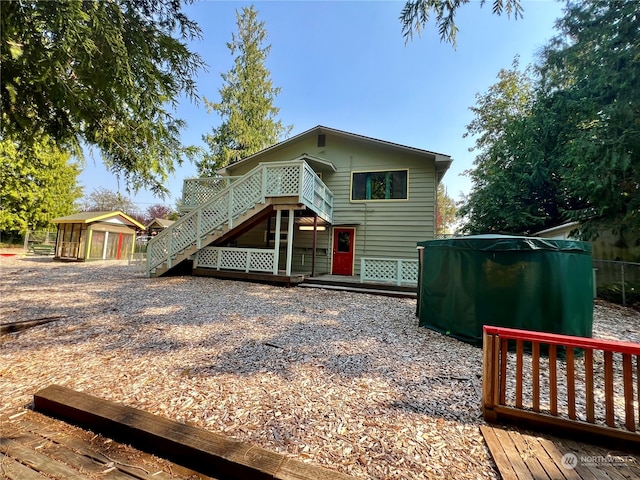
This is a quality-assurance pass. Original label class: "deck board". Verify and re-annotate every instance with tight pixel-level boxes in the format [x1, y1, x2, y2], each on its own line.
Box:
[0, 454, 51, 480]
[1, 409, 215, 480]
[481, 424, 640, 480]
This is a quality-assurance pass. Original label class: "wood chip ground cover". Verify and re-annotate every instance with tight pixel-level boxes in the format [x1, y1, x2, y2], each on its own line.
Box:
[1, 256, 638, 479]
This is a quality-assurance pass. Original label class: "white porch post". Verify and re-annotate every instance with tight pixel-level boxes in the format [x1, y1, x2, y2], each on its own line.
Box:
[102, 231, 109, 259]
[273, 210, 282, 275]
[286, 209, 294, 276]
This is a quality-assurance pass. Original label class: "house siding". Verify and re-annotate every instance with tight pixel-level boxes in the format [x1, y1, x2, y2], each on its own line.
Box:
[224, 131, 439, 276]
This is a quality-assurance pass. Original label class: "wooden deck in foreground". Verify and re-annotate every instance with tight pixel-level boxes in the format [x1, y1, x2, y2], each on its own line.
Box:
[1, 409, 214, 480]
[480, 424, 640, 480]
[29, 384, 353, 480]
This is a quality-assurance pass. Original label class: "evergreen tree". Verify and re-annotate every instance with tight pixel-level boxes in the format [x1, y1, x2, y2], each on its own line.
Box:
[198, 6, 292, 176]
[458, 1, 640, 238]
[0, 137, 82, 235]
[1, 0, 204, 195]
[541, 0, 640, 239]
[400, 0, 523, 46]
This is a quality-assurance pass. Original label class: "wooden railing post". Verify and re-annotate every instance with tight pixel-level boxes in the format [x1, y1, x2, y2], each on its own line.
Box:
[500, 337, 508, 405]
[515, 340, 523, 409]
[585, 348, 595, 423]
[622, 353, 635, 431]
[482, 328, 498, 422]
[532, 341, 540, 413]
[605, 350, 615, 427]
[549, 344, 558, 416]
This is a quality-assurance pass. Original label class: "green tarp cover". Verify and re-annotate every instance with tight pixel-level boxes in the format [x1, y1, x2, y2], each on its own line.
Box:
[416, 235, 594, 345]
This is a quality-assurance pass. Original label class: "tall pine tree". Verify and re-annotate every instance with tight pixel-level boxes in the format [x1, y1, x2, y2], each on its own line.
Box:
[198, 6, 292, 176]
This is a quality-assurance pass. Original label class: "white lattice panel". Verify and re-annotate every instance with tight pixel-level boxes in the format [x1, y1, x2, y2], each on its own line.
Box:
[220, 250, 247, 270]
[231, 171, 262, 217]
[200, 195, 229, 232]
[361, 258, 418, 285]
[148, 236, 169, 269]
[170, 216, 196, 254]
[365, 260, 397, 281]
[402, 261, 419, 283]
[249, 251, 275, 272]
[183, 178, 234, 207]
[266, 166, 300, 196]
[302, 171, 315, 201]
[194, 179, 227, 204]
[196, 247, 219, 267]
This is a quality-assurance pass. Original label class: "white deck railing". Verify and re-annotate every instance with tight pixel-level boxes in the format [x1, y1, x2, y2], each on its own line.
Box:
[146, 160, 333, 276]
[195, 247, 275, 273]
[360, 257, 419, 285]
[181, 176, 241, 212]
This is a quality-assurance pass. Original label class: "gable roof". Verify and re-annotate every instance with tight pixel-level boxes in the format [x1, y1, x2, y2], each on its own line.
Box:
[51, 211, 144, 230]
[146, 218, 175, 229]
[221, 125, 452, 176]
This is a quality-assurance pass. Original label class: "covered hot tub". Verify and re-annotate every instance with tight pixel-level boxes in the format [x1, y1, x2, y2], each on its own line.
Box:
[416, 235, 593, 345]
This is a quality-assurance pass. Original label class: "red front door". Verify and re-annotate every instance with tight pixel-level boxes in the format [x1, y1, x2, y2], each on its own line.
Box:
[332, 228, 355, 276]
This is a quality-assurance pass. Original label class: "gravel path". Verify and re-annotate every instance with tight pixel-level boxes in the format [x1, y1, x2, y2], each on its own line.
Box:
[1, 255, 638, 479]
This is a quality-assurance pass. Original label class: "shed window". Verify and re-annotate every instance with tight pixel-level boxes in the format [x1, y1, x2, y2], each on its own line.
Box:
[351, 170, 408, 201]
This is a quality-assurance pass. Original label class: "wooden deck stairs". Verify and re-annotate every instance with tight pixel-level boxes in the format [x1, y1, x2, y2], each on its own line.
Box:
[149, 201, 273, 278]
[146, 160, 333, 278]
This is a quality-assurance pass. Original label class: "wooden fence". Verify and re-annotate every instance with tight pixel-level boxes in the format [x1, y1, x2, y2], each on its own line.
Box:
[482, 325, 640, 447]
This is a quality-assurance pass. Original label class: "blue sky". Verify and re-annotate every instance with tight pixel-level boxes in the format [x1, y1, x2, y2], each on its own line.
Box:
[78, 0, 566, 212]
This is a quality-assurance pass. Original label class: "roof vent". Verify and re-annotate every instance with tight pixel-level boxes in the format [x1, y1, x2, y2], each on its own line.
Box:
[317, 134, 326, 147]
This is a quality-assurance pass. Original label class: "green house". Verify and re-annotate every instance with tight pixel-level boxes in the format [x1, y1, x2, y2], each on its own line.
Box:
[146, 126, 452, 283]
[51, 211, 144, 261]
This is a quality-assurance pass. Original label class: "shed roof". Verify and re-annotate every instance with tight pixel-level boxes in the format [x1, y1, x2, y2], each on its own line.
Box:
[51, 211, 144, 230]
[146, 218, 175, 229]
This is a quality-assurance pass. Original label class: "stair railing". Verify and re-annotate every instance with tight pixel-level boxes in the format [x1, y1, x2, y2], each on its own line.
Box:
[146, 160, 333, 276]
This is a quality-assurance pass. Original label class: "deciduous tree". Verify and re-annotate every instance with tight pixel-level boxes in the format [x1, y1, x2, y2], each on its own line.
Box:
[82, 188, 137, 213]
[145, 204, 179, 223]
